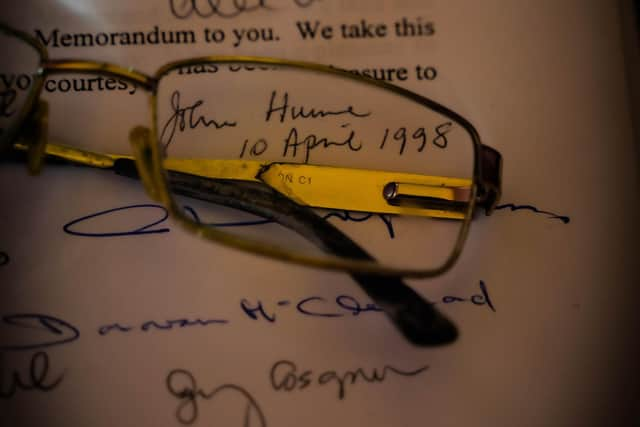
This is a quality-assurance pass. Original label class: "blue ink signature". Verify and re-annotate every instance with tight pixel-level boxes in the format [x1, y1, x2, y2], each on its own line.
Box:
[98, 317, 229, 336]
[63, 203, 397, 238]
[0, 313, 80, 351]
[240, 280, 495, 322]
[1, 282, 494, 348]
[241, 299, 277, 322]
[63, 204, 170, 237]
[62, 201, 567, 242]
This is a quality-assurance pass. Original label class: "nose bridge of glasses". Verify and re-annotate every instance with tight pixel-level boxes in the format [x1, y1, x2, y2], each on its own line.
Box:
[15, 99, 49, 176]
[129, 125, 163, 202]
[476, 144, 502, 215]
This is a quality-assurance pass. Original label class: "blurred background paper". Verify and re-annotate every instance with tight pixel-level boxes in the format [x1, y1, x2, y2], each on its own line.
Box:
[1, 1, 639, 426]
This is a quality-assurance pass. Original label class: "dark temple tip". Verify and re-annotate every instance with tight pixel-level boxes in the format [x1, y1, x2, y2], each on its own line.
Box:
[396, 301, 459, 346]
[352, 273, 459, 347]
[113, 158, 139, 179]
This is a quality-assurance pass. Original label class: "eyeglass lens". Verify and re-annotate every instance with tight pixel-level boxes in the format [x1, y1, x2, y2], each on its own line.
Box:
[155, 62, 475, 271]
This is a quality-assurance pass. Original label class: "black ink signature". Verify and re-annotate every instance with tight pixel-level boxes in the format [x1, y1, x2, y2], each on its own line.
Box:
[169, 0, 319, 19]
[495, 203, 570, 223]
[270, 359, 429, 400]
[283, 125, 362, 164]
[437, 280, 496, 312]
[0, 313, 80, 351]
[159, 90, 237, 150]
[166, 368, 267, 426]
[265, 90, 371, 123]
[170, 0, 272, 19]
[0, 351, 64, 398]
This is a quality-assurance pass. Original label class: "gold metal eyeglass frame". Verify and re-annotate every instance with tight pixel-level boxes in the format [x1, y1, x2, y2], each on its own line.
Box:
[1, 22, 502, 278]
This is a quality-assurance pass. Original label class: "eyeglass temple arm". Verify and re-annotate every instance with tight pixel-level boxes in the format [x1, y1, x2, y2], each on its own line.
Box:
[111, 159, 458, 347]
[9, 97, 499, 217]
[12, 137, 498, 218]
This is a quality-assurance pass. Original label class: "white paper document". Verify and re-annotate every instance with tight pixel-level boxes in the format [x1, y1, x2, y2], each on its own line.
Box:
[1, 1, 639, 426]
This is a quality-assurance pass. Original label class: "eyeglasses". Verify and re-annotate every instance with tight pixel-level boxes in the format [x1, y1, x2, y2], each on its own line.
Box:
[1, 22, 502, 345]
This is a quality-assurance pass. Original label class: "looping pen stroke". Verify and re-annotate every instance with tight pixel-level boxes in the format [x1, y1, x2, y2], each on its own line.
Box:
[495, 203, 570, 223]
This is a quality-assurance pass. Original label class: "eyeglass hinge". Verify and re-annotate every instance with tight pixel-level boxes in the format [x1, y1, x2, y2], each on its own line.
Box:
[383, 182, 470, 213]
[475, 144, 503, 215]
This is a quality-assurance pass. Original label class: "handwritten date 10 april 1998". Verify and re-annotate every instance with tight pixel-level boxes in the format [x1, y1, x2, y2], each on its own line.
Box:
[160, 88, 451, 163]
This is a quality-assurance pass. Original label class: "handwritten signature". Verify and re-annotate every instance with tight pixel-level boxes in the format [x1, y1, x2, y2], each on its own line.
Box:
[0, 351, 64, 399]
[166, 368, 267, 425]
[63, 204, 170, 238]
[265, 90, 371, 123]
[270, 359, 428, 400]
[96, 280, 495, 341]
[98, 316, 228, 336]
[495, 203, 570, 223]
[240, 280, 495, 323]
[1, 280, 493, 356]
[169, 0, 318, 19]
[63, 203, 398, 239]
[159, 90, 237, 151]
[282, 125, 362, 164]
[0, 313, 80, 352]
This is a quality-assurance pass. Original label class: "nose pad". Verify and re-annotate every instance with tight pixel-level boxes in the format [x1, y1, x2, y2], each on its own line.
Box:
[26, 100, 49, 176]
[129, 125, 162, 202]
